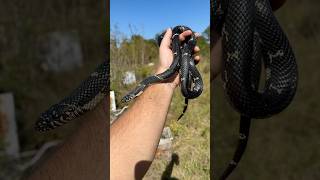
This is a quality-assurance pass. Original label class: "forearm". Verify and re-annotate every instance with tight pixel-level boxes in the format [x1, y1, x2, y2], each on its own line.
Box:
[27, 100, 108, 180]
[110, 82, 174, 179]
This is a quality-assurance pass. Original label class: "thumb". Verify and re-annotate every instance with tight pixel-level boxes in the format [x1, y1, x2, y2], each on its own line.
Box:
[160, 28, 172, 50]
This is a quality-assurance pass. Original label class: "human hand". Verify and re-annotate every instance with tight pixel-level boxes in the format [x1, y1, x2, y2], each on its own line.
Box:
[156, 28, 201, 89]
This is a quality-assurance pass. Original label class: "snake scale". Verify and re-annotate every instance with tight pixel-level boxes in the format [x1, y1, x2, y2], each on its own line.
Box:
[35, 60, 109, 132]
[122, 26, 203, 120]
[212, 0, 298, 179]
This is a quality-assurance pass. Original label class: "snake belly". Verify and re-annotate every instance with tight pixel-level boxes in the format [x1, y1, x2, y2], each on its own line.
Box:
[35, 60, 109, 132]
[121, 26, 203, 119]
[212, 0, 298, 179]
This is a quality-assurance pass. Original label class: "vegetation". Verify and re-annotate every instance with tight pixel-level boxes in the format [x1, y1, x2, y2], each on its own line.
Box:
[110, 26, 210, 179]
[1, 0, 318, 179]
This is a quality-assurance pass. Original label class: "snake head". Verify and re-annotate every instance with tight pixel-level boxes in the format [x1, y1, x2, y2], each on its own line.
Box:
[35, 103, 80, 132]
[121, 94, 135, 103]
[35, 112, 56, 132]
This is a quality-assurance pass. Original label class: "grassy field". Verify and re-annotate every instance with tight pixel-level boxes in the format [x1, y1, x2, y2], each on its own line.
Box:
[110, 31, 210, 179]
[213, 0, 320, 179]
[144, 56, 210, 179]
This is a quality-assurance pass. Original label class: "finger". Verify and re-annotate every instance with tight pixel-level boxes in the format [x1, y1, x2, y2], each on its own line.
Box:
[179, 30, 192, 41]
[194, 46, 200, 53]
[160, 28, 172, 49]
[192, 46, 200, 56]
[194, 55, 201, 64]
[194, 32, 201, 39]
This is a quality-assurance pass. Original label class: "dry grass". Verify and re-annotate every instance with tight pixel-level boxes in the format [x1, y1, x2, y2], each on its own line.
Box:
[110, 29, 210, 179]
[144, 51, 210, 180]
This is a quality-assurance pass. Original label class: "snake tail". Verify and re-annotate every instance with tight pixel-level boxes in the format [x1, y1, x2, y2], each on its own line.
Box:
[177, 98, 189, 120]
[219, 116, 251, 180]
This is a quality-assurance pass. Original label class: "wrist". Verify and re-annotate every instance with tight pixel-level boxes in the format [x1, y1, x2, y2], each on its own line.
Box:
[155, 67, 179, 91]
[161, 82, 177, 92]
[146, 83, 175, 99]
[155, 66, 168, 75]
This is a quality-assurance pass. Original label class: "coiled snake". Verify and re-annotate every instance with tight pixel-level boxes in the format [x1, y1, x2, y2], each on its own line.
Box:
[122, 26, 203, 119]
[35, 60, 109, 132]
[212, 0, 298, 179]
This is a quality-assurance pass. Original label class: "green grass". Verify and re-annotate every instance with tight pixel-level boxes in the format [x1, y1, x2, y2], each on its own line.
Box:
[143, 56, 210, 179]
[110, 33, 210, 179]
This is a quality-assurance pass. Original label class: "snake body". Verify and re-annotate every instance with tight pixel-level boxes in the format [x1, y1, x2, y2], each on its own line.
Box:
[35, 60, 109, 132]
[122, 26, 203, 119]
[213, 0, 298, 179]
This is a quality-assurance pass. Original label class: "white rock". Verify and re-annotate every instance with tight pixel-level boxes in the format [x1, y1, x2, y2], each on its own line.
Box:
[39, 31, 83, 72]
[0, 93, 20, 158]
[110, 91, 116, 112]
[123, 71, 136, 85]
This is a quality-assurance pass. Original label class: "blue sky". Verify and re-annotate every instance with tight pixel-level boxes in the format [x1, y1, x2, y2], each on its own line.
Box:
[110, 0, 209, 39]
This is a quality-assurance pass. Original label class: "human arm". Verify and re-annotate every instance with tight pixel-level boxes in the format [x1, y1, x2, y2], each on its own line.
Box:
[26, 99, 109, 180]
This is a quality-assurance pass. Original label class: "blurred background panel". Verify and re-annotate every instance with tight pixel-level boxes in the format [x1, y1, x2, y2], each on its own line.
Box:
[110, 0, 210, 179]
[0, 0, 106, 179]
[213, 0, 320, 179]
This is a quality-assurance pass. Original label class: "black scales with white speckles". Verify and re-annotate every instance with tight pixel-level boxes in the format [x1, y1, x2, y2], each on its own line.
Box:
[35, 60, 109, 132]
[121, 26, 203, 120]
[212, 0, 298, 179]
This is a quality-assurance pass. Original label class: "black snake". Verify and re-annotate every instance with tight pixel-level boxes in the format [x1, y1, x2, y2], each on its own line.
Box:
[34, 26, 201, 131]
[212, 0, 298, 179]
[122, 26, 203, 119]
[35, 60, 109, 132]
